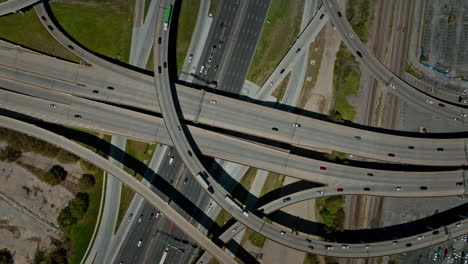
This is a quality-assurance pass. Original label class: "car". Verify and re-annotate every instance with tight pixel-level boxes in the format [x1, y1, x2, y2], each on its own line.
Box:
[316, 190, 324, 195]
[308, 245, 314, 250]
[454, 117, 461, 121]
[127, 213, 133, 221]
[232, 227, 239, 232]
[214, 65, 218, 72]
[283, 197, 291, 203]
[188, 54, 193, 63]
[280, 231, 286, 236]
[420, 186, 427, 190]
[137, 240, 142, 247]
[406, 243, 412, 247]
[292, 123, 301, 127]
[457, 182, 464, 186]
[438, 103, 445, 108]
[169, 157, 174, 165]
[320, 166, 327, 171]
[272, 127, 279, 131]
[138, 214, 143, 222]
[349, 32, 355, 38]
[168, 147, 173, 156]
[456, 222, 462, 228]
[417, 235, 424, 240]
[204, 69, 208, 75]
[210, 99, 217, 104]
[218, 40, 223, 48]
[426, 99, 434, 104]
[199, 66, 205, 74]
[269, 82, 274, 87]
[432, 230, 440, 235]
[367, 172, 374, 176]
[149, 213, 154, 220]
[305, 239, 312, 243]
[461, 113, 468, 118]
[337, 188, 343, 192]
[183, 177, 188, 184]
[156, 211, 161, 218]
[354, 136, 361, 140]
[387, 83, 396, 89]
[387, 153, 395, 157]
[396, 186, 402, 191]
[365, 245, 371, 249]
[342, 245, 349, 249]
[50, 104, 56, 108]
[364, 187, 370, 191]
[74, 114, 82, 118]
[325, 245, 333, 250]
[392, 241, 398, 245]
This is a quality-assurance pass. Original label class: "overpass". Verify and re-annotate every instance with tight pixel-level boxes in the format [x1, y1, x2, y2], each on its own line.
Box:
[1, 46, 468, 167]
[0, 0, 39, 16]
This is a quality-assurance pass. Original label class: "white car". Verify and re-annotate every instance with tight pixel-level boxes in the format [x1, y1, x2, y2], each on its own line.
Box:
[169, 157, 174, 165]
[137, 240, 142, 247]
[349, 32, 355, 38]
[395, 186, 402, 191]
[426, 99, 434, 104]
[292, 123, 301, 127]
[232, 227, 239, 232]
[316, 190, 324, 195]
[156, 211, 161, 218]
[280, 231, 286, 236]
[199, 65, 205, 74]
[416, 235, 424, 240]
[50, 104, 56, 108]
[188, 54, 193, 63]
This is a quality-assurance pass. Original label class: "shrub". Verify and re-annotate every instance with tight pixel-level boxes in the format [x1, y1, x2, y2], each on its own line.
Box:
[33, 248, 68, 264]
[0, 248, 14, 264]
[0, 146, 22, 162]
[68, 193, 89, 219]
[79, 174, 95, 189]
[56, 149, 79, 164]
[43, 165, 68, 186]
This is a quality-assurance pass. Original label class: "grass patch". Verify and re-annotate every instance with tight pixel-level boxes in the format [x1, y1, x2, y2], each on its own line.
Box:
[115, 184, 135, 232]
[324, 151, 347, 161]
[242, 228, 266, 248]
[176, 0, 200, 74]
[272, 73, 291, 101]
[0, 9, 78, 62]
[214, 209, 232, 226]
[247, 0, 304, 86]
[304, 254, 320, 264]
[345, 0, 373, 42]
[405, 63, 422, 79]
[297, 30, 326, 109]
[67, 164, 103, 264]
[260, 172, 284, 197]
[207, 259, 220, 264]
[316, 196, 345, 233]
[232, 167, 258, 203]
[208, 0, 219, 16]
[50, 0, 135, 63]
[331, 44, 361, 122]
[146, 46, 154, 72]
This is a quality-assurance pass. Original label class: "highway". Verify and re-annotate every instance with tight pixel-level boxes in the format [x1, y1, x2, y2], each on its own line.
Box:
[25, 3, 468, 166]
[2, 87, 467, 192]
[1, 50, 468, 167]
[0, 115, 236, 264]
[324, 0, 468, 124]
[0, 0, 39, 16]
[153, 1, 468, 258]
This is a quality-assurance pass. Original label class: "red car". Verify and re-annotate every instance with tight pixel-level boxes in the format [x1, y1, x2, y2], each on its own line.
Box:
[337, 188, 343, 192]
[387, 153, 395, 157]
[438, 103, 445, 108]
[320, 166, 327, 171]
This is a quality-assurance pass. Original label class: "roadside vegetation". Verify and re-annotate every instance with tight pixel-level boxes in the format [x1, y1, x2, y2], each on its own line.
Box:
[272, 73, 291, 102]
[316, 196, 345, 233]
[405, 63, 423, 79]
[330, 44, 360, 122]
[346, 0, 373, 42]
[247, 0, 304, 86]
[260, 172, 284, 197]
[176, 0, 200, 74]
[304, 253, 319, 264]
[50, 0, 135, 63]
[0, 9, 78, 62]
[115, 184, 135, 232]
[208, 0, 219, 16]
[297, 30, 326, 109]
[0, 248, 14, 264]
[241, 229, 266, 248]
[43, 165, 68, 186]
[214, 209, 231, 227]
[33, 248, 68, 264]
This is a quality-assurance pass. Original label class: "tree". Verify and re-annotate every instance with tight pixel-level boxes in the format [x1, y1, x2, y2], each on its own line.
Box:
[43, 165, 68, 186]
[79, 174, 95, 189]
[33, 248, 67, 264]
[57, 206, 77, 229]
[0, 146, 22, 163]
[0, 248, 14, 264]
[68, 193, 89, 219]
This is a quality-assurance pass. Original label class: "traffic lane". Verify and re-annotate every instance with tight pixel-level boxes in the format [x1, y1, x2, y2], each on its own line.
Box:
[0, 0, 40, 16]
[2, 53, 468, 166]
[218, 0, 270, 93]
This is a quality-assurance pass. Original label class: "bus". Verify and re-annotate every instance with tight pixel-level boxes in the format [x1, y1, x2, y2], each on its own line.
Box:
[164, 4, 172, 30]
